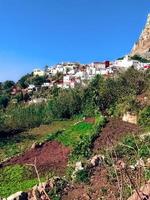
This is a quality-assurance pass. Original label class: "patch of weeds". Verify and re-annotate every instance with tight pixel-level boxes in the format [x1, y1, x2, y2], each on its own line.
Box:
[103, 151, 113, 167]
[144, 169, 150, 181]
[107, 168, 117, 183]
[56, 122, 93, 147]
[47, 178, 67, 200]
[65, 165, 74, 180]
[45, 130, 64, 142]
[69, 115, 107, 162]
[100, 187, 108, 195]
[115, 135, 138, 159]
[139, 145, 150, 158]
[75, 169, 90, 183]
[122, 185, 132, 199]
[52, 196, 61, 200]
[0, 165, 39, 198]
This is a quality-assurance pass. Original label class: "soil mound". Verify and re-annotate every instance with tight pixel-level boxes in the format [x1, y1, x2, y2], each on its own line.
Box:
[93, 118, 140, 152]
[3, 141, 70, 175]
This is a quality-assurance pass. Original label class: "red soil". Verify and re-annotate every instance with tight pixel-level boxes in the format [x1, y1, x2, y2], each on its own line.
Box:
[3, 141, 70, 175]
[84, 117, 95, 124]
[93, 118, 140, 152]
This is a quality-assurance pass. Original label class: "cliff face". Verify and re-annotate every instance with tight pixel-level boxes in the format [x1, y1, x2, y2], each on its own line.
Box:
[131, 14, 150, 59]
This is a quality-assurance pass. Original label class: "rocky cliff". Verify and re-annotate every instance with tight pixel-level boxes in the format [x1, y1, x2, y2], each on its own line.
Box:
[131, 14, 150, 59]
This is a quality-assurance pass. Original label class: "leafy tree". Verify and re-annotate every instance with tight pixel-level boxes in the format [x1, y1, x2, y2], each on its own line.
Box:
[0, 95, 9, 108]
[119, 67, 145, 95]
[18, 73, 32, 88]
[3, 80, 15, 92]
[84, 75, 117, 111]
[32, 75, 46, 86]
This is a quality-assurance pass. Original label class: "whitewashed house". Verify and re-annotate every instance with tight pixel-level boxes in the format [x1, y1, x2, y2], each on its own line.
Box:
[28, 84, 36, 92]
[41, 82, 53, 88]
[114, 55, 134, 69]
[33, 69, 45, 76]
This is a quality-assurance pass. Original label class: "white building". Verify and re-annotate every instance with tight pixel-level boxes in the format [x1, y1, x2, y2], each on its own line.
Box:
[90, 62, 105, 69]
[114, 55, 149, 70]
[33, 69, 45, 76]
[28, 84, 36, 92]
[41, 82, 53, 88]
[114, 55, 134, 69]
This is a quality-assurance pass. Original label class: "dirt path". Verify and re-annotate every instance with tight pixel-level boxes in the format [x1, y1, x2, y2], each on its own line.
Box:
[3, 141, 70, 175]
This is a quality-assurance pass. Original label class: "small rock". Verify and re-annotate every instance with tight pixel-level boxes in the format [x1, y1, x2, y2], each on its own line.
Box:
[90, 155, 104, 167]
[135, 158, 145, 168]
[75, 161, 84, 171]
[7, 191, 28, 200]
[31, 142, 36, 149]
[116, 160, 126, 170]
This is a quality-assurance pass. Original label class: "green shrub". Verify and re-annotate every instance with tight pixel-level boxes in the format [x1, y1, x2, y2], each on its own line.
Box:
[138, 106, 150, 129]
[115, 135, 138, 159]
[0, 95, 10, 108]
[75, 169, 90, 183]
[144, 169, 150, 181]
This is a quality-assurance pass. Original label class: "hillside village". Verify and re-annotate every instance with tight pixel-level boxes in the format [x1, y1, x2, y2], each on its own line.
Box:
[9, 54, 150, 105]
[0, 11, 150, 200]
[32, 55, 150, 90]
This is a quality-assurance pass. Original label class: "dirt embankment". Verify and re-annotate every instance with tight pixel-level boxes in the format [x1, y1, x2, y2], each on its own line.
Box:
[93, 118, 140, 152]
[3, 141, 70, 175]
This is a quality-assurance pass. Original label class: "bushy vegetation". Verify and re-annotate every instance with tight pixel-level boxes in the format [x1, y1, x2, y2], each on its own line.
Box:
[115, 134, 150, 164]
[97, 134, 150, 199]
[138, 106, 150, 129]
[70, 115, 106, 161]
[75, 169, 90, 183]
[131, 54, 150, 63]
[0, 67, 149, 137]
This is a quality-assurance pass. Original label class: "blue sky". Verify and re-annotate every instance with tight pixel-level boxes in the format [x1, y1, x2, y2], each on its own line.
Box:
[0, 0, 150, 82]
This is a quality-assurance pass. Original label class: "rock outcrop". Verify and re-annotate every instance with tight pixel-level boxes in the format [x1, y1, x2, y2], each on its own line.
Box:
[131, 14, 150, 59]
